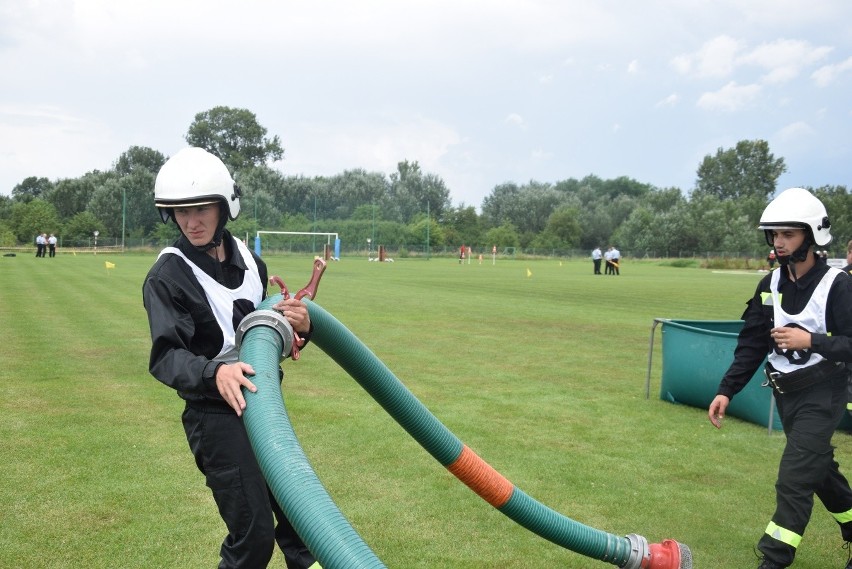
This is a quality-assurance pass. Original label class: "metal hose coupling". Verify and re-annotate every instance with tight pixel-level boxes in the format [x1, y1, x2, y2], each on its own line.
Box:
[235, 309, 294, 359]
[622, 534, 693, 569]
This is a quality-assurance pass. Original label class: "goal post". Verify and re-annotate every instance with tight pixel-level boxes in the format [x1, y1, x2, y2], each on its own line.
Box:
[255, 231, 340, 260]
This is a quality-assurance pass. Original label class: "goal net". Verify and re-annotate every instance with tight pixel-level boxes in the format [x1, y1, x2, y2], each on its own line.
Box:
[254, 231, 340, 259]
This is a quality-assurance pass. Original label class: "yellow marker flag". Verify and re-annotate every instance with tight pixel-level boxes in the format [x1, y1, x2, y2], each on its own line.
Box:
[526, 268, 532, 278]
[105, 261, 115, 269]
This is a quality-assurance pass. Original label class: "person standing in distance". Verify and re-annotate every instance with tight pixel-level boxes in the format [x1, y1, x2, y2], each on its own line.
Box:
[35, 232, 45, 257]
[610, 245, 620, 275]
[707, 188, 852, 569]
[591, 246, 602, 274]
[142, 147, 321, 569]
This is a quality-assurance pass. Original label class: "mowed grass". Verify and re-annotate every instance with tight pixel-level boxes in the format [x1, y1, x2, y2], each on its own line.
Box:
[1, 252, 850, 568]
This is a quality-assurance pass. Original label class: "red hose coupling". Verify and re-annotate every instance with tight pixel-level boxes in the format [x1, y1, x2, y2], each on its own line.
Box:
[647, 539, 691, 569]
[623, 534, 692, 569]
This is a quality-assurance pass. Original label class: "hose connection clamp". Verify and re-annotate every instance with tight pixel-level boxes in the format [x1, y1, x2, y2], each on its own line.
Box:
[235, 309, 294, 360]
[621, 533, 650, 569]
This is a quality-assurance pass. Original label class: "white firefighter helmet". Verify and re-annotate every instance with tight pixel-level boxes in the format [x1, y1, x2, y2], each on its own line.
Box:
[758, 187, 832, 247]
[154, 147, 241, 223]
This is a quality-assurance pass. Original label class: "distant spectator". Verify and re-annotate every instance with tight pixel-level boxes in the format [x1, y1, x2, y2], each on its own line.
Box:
[610, 246, 620, 275]
[604, 247, 613, 275]
[591, 246, 602, 274]
[48, 234, 57, 258]
[35, 233, 46, 258]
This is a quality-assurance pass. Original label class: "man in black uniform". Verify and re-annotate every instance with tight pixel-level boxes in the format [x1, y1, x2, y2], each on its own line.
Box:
[142, 147, 321, 569]
[708, 187, 852, 569]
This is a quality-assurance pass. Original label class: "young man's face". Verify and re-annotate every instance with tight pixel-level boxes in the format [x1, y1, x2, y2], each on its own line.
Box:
[174, 204, 220, 248]
[769, 228, 806, 258]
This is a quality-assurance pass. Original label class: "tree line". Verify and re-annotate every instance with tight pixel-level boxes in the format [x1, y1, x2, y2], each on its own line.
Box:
[2, 106, 850, 257]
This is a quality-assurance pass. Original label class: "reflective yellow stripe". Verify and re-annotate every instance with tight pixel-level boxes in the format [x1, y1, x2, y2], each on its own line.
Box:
[307, 563, 322, 569]
[832, 507, 852, 524]
[761, 292, 773, 305]
[765, 521, 802, 548]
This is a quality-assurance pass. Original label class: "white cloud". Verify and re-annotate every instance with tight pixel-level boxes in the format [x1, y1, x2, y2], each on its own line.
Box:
[777, 121, 816, 142]
[0, 104, 116, 185]
[656, 93, 679, 107]
[696, 82, 762, 112]
[530, 148, 552, 161]
[627, 59, 639, 74]
[504, 113, 527, 129]
[284, 115, 461, 178]
[673, 35, 743, 78]
[672, 36, 832, 85]
[739, 39, 832, 84]
[811, 56, 852, 87]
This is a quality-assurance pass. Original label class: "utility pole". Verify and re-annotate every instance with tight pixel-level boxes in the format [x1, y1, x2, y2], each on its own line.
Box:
[121, 187, 126, 251]
[426, 200, 430, 260]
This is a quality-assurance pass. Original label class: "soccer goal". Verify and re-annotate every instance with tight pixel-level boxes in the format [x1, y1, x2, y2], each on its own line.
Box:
[254, 231, 341, 260]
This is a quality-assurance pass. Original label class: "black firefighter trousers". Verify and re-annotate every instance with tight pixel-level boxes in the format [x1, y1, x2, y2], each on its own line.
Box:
[758, 374, 852, 566]
[183, 405, 317, 569]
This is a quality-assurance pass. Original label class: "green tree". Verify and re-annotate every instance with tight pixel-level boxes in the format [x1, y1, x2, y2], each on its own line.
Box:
[271, 175, 324, 220]
[811, 185, 852, 254]
[12, 176, 53, 203]
[0, 222, 16, 246]
[325, 169, 389, 219]
[185, 106, 284, 172]
[114, 146, 166, 176]
[685, 195, 756, 254]
[406, 214, 444, 248]
[389, 161, 451, 223]
[235, 166, 285, 231]
[149, 220, 180, 247]
[89, 174, 158, 240]
[612, 207, 658, 255]
[694, 139, 786, 204]
[442, 205, 482, 247]
[483, 222, 520, 249]
[481, 181, 562, 235]
[64, 211, 104, 245]
[120, 170, 160, 238]
[46, 171, 113, 221]
[10, 199, 61, 243]
[539, 207, 581, 248]
[0, 194, 12, 223]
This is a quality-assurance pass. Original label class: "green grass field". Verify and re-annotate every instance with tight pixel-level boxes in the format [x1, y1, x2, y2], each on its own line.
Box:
[2, 252, 850, 568]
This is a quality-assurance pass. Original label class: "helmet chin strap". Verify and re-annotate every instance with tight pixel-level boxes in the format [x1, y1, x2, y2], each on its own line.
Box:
[775, 238, 813, 284]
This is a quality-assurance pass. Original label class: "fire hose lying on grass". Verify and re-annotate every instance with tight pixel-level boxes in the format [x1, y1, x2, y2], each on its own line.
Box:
[235, 262, 692, 569]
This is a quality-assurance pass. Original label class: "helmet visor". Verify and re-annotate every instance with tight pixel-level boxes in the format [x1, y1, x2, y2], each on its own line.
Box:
[757, 223, 806, 232]
[155, 198, 220, 209]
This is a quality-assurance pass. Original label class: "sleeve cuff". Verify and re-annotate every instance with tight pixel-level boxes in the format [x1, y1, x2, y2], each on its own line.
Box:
[202, 361, 224, 392]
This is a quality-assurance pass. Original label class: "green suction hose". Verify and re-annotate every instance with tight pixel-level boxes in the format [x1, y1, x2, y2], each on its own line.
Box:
[237, 302, 386, 569]
[237, 295, 692, 569]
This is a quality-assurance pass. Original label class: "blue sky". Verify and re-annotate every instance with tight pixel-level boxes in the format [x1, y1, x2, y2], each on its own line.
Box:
[1, 0, 850, 209]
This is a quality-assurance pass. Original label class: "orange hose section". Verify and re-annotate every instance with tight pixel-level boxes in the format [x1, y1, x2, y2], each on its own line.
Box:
[446, 445, 514, 508]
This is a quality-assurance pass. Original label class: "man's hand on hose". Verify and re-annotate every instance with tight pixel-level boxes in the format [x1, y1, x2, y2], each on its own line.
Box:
[215, 362, 257, 417]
